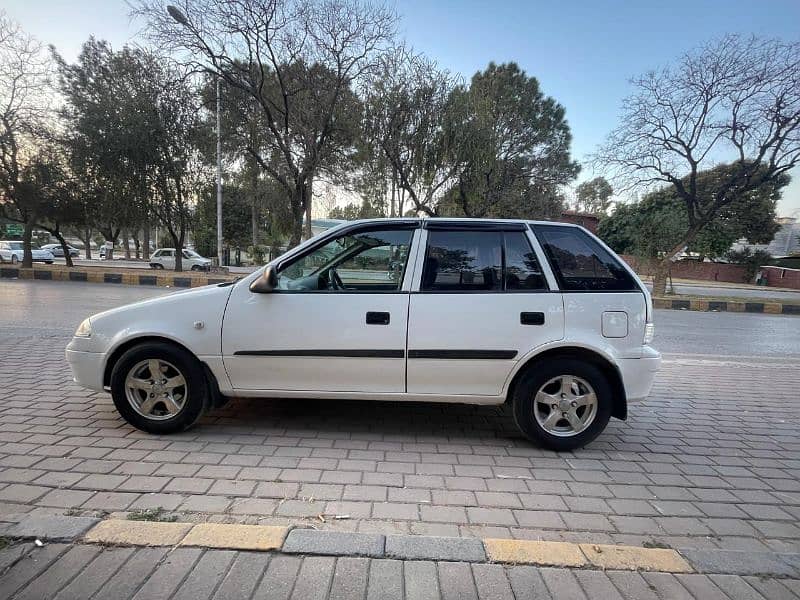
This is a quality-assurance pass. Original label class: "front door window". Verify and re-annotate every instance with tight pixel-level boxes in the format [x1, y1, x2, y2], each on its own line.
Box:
[277, 228, 414, 292]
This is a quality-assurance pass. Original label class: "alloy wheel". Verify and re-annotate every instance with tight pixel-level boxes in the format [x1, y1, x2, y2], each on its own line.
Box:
[533, 375, 598, 437]
[124, 358, 188, 420]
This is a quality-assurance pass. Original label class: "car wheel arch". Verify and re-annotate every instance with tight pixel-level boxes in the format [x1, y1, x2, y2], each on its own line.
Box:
[103, 335, 218, 395]
[505, 346, 627, 421]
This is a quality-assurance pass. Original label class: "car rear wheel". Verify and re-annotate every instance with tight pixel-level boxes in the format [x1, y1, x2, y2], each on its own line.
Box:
[512, 358, 612, 451]
[11, 255, 18, 265]
[110, 341, 209, 434]
[151, 263, 163, 269]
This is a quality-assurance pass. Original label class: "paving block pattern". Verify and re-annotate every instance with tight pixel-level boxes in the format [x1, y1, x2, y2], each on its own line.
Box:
[3, 542, 799, 600]
[1, 288, 800, 563]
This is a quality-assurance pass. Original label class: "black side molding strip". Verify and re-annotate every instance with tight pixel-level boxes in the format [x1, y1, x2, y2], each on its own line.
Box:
[234, 349, 404, 358]
[408, 350, 518, 360]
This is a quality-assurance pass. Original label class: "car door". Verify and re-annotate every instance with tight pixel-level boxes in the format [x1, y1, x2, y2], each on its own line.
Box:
[159, 249, 175, 269]
[406, 222, 565, 397]
[222, 222, 420, 393]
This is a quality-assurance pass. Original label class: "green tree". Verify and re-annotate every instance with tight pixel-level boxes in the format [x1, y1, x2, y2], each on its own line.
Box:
[447, 62, 579, 218]
[194, 183, 252, 257]
[0, 12, 53, 267]
[599, 164, 787, 272]
[596, 35, 800, 295]
[575, 177, 613, 215]
[135, 0, 394, 247]
[361, 50, 461, 216]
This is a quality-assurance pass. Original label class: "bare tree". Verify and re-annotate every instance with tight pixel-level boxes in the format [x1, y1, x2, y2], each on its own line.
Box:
[0, 11, 53, 267]
[361, 48, 461, 216]
[595, 35, 800, 295]
[133, 0, 396, 246]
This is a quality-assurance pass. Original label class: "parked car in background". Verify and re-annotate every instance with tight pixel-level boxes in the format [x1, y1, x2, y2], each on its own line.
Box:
[0, 244, 15, 264]
[0, 241, 55, 264]
[66, 218, 660, 451]
[41, 243, 80, 258]
[149, 248, 212, 271]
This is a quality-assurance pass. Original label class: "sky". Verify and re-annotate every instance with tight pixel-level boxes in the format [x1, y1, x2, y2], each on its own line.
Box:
[4, 0, 800, 216]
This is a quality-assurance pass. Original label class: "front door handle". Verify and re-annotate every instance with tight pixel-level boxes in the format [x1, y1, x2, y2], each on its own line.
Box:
[521, 312, 545, 325]
[366, 311, 390, 325]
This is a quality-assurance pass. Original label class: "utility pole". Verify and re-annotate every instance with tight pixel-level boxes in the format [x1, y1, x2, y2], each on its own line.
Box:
[216, 76, 223, 267]
[167, 4, 223, 266]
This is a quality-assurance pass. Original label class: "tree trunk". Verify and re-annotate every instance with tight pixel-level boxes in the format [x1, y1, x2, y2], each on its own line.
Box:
[53, 230, 74, 268]
[652, 259, 671, 297]
[303, 180, 313, 240]
[133, 235, 141, 260]
[122, 229, 131, 259]
[142, 223, 150, 261]
[82, 227, 92, 260]
[289, 187, 305, 248]
[22, 218, 34, 268]
[173, 232, 183, 272]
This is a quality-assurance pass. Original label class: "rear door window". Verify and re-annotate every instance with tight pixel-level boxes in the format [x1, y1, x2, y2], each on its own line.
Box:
[421, 230, 548, 292]
[533, 225, 639, 291]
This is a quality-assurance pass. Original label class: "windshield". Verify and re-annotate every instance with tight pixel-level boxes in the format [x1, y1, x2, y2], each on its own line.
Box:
[8, 242, 24, 250]
[183, 250, 202, 259]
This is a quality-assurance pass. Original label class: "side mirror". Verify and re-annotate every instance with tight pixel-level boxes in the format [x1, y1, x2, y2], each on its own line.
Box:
[249, 265, 278, 293]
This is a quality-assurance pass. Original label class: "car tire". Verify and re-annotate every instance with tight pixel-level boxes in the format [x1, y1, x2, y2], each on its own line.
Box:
[110, 341, 210, 434]
[11, 255, 18, 265]
[512, 358, 612, 451]
[191, 265, 200, 271]
[150, 263, 163, 270]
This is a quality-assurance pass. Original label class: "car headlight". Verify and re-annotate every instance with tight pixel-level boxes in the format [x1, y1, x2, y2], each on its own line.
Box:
[643, 322, 655, 344]
[74, 318, 93, 338]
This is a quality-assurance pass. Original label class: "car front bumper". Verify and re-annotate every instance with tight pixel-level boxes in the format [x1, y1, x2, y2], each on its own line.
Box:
[617, 345, 661, 402]
[65, 348, 106, 392]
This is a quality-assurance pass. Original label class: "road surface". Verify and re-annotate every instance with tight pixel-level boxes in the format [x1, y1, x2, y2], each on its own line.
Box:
[1, 279, 797, 358]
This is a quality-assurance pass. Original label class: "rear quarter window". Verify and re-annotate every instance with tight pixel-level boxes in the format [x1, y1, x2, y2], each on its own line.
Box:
[533, 224, 639, 292]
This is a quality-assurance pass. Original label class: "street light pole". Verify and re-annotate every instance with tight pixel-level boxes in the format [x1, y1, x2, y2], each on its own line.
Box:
[167, 4, 223, 267]
[216, 76, 223, 267]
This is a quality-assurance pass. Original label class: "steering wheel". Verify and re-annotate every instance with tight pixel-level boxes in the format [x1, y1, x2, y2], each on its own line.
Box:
[328, 268, 345, 290]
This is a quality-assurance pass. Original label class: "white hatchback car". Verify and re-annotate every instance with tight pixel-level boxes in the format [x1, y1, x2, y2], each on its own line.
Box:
[66, 218, 660, 450]
[149, 248, 212, 271]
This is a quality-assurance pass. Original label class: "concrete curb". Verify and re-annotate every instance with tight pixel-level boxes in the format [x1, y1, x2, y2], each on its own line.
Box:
[7, 516, 800, 577]
[0, 265, 236, 289]
[653, 296, 800, 315]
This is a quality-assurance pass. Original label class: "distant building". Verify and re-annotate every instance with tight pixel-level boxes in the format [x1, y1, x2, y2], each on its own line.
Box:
[732, 217, 800, 257]
[557, 210, 600, 233]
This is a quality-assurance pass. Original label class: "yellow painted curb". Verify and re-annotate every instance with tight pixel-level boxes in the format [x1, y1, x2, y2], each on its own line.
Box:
[579, 543, 693, 573]
[84, 519, 192, 547]
[180, 523, 288, 551]
[727, 302, 745, 312]
[484, 539, 587, 567]
[764, 302, 782, 314]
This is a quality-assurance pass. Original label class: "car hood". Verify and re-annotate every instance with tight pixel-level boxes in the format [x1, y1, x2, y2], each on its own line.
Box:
[91, 283, 232, 324]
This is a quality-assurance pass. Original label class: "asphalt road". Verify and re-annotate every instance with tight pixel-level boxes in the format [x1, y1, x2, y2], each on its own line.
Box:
[53, 257, 255, 274]
[645, 281, 800, 301]
[1, 279, 798, 357]
[50, 258, 800, 300]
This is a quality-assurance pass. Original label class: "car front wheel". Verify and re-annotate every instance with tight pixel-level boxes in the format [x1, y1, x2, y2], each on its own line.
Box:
[512, 358, 612, 451]
[11, 255, 18, 264]
[110, 341, 209, 434]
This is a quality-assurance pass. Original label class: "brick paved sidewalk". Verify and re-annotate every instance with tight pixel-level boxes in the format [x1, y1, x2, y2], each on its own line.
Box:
[2, 338, 799, 555]
[2, 539, 800, 600]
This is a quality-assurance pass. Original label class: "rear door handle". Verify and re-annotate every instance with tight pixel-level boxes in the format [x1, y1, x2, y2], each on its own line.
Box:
[366, 311, 390, 325]
[520, 312, 545, 325]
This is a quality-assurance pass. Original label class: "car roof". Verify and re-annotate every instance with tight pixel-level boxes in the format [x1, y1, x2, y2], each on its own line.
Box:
[339, 217, 581, 228]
